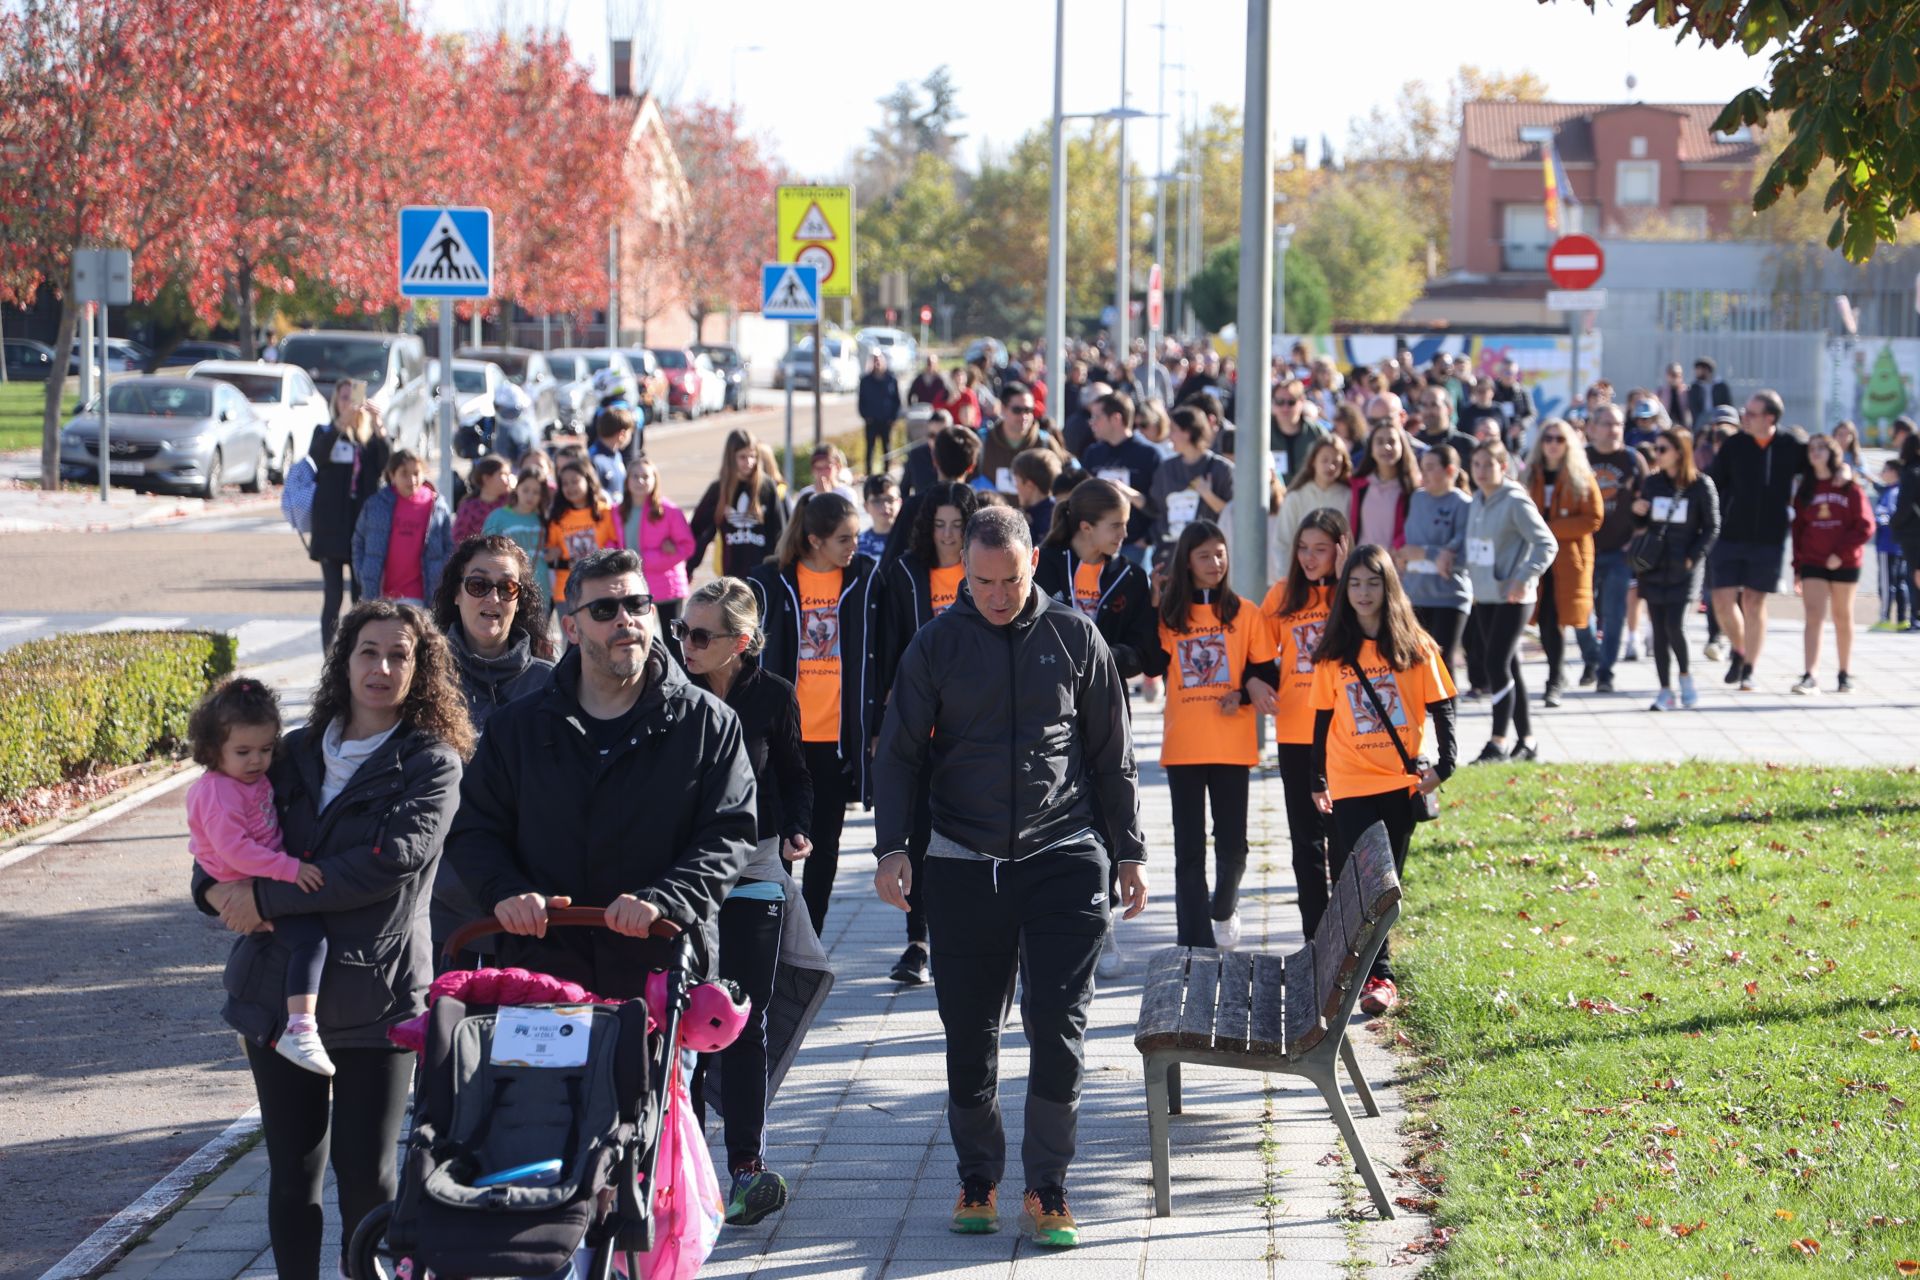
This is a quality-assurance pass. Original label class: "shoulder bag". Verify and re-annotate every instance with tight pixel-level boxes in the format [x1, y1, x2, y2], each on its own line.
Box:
[1346, 659, 1441, 822]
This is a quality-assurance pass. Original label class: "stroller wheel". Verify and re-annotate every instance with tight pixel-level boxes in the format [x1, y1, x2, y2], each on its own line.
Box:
[346, 1201, 414, 1280]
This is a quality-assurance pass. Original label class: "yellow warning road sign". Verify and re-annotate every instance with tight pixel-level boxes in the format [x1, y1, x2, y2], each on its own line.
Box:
[777, 185, 854, 297]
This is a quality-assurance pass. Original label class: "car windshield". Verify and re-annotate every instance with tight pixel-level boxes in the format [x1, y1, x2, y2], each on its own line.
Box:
[493, 355, 529, 380]
[548, 356, 580, 381]
[107, 383, 212, 418]
[698, 348, 740, 368]
[280, 337, 391, 386]
[652, 349, 688, 369]
[453, 367, 490, 394]
[197, 372, 284, 403]
[584, 354, 610, 374]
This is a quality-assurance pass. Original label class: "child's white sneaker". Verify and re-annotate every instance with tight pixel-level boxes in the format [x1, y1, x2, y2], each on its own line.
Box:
[277, 1026, 336, 1076]
[1212, 911, 1242, 951]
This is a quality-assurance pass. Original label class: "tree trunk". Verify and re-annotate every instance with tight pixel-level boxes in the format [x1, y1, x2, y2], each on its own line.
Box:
[236, 255, 256, 361]
[40, 292, 80, 491]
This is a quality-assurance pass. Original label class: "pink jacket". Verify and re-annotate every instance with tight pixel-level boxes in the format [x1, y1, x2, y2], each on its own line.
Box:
[622, 498, 694, 603]
[187, 771, 300, 883]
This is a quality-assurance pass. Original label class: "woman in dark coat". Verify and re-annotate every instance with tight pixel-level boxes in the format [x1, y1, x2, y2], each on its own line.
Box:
[307, 381, 391, 652]
[196, 600, 471, 1280]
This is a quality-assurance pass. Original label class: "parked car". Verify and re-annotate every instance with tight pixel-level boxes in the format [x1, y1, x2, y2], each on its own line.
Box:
[58, 376, 269, 498]
[150, 340, 242, 371]
[855, 327, 918, 375]
[429, 358, 508, 456]
[775, 333, 860, 392]
[545, 348, 636, 434]
[458, 346, 560, 434]
[3, 338, 57, 381]
[649, 346, 718, 418]
[693, 343, 748, 410]
[69, 337, 150, 377]
[189, 359, 330, 483]
[619, 347, 670, 422]
[963, 337, 1009, 370]
[278, 330, 431, 454]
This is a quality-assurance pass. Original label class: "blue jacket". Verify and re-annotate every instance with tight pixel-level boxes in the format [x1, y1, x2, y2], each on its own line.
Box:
[352, 482, 453, 601]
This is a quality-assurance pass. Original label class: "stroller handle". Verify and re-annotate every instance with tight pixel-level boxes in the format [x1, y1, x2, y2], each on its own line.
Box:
[444, 906, 684, 961]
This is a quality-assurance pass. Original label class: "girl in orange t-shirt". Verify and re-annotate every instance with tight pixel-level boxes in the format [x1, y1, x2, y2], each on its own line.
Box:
[1307, 544, 1458, 1015]
[1258, 506, 1350, 942]
[1146, 520, 1280, 950]
[543, 459, 619, 603]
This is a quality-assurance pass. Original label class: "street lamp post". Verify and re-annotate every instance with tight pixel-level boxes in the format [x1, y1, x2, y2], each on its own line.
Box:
[1115, 0, 1131, 359]
[1046, 0, 1067, 416]
[1233, 0, 1275, 599]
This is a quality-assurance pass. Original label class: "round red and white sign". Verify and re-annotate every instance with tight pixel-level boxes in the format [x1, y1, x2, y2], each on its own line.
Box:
[1547, 234, 1604, 290]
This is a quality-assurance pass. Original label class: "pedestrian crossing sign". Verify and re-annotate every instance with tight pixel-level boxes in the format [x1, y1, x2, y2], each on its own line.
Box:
[762, 261, 821, 321]
[398, 206, 493, 298]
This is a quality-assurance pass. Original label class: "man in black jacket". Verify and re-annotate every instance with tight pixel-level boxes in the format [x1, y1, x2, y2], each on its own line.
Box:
[857, 355, 902, 477]
[446, 548, 755, 991]
[872, 506, 1147, 1249]
[1709, 390, 1807, 690]
[1687, 357, 1733, 424]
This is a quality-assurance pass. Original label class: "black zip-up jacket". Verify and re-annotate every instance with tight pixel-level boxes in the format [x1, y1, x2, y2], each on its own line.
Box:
[306, 426, 389, 564]
[1710, 429, 1807, 544]
[748, 554, 883, 806]
[1032, 546, 1158, 679]
[692, 658, 813, 843]
[873, 584, 1145, 865]
[192, 721, 463, 1050]
[1631, 472, 1720, 604]
[444, 643, 755, 990]
[875, 553, 951, 698]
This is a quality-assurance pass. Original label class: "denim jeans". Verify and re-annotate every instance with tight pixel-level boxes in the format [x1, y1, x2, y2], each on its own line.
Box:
[1576, 548, 1631, 678]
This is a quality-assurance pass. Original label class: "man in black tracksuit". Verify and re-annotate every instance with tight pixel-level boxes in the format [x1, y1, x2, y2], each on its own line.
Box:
[871, 506, 1147, 1249]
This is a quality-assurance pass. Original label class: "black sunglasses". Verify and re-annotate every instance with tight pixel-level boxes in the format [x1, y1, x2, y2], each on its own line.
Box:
[462, 575, 522, 602]
[670, 618, 735, 649]
[1367, 416, 1395, 429]
[569, 594, 653, 623]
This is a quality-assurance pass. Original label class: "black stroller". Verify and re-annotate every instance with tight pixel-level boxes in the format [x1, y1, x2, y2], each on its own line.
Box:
[347, 909, 695, 1280]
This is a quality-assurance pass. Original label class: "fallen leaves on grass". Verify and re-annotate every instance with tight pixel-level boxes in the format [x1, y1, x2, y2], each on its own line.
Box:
[1775, 1209, 1796, 1220]
[1894, 1260, 1918, 1276]
[1670, 1220, 1706, 1237]
[1568, 993, 1640, 1015]
[1789, 1237, 1821, 1255]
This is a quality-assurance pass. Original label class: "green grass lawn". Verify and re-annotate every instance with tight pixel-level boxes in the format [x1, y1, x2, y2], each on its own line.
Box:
[0, 381, 75, 454]
[1394, 762, 1920, 1277]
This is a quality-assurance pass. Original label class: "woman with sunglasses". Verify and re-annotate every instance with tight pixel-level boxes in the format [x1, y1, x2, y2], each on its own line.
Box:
[1632, 426, 1720, 710]
[749, 491, 883, 936]
[678, 577, 814, 1227]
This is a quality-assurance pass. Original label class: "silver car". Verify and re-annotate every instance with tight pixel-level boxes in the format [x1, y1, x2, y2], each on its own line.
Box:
[59, 376, 269, 498]
[545, 348, 636, 434]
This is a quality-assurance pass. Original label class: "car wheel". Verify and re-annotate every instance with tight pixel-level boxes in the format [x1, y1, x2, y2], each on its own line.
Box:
[240, 443, 267, 493]
[269, 434, 294, 484]
[200, 447, 223, 501]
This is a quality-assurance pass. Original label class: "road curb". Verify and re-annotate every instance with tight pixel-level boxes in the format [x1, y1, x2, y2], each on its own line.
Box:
[34, 1110, 262, 1280]
[0, 761, 202, 874]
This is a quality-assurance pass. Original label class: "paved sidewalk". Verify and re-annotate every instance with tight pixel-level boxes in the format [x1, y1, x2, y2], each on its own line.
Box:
[96, 698, 1433, 1280]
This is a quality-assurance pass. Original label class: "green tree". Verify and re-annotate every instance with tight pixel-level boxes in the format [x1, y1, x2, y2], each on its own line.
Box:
[1294, 178, 1428, 323]
[857, 65, 967, 201]
[1560, 0, 1919, 261]
[857, 151, 970, 314]
[1186, 240, 1331, 335]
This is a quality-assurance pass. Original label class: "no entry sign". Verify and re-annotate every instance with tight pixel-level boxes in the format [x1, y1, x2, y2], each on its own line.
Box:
[1547, 234, 1604, 290]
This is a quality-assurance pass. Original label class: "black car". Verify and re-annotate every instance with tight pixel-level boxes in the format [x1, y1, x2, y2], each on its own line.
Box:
[694, 343, 748, 410]
[150, 340, 243, 371]
[3, 338, 57, 381]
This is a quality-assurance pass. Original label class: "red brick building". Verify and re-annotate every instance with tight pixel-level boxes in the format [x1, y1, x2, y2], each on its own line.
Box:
[1450, 101, 1761, 276]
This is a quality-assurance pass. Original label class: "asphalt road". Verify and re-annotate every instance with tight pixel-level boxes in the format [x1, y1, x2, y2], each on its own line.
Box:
[0, 392, 861, 1280]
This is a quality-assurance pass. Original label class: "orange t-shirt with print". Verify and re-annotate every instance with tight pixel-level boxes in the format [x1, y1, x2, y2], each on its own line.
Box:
[794, 564, 844, 743]
[1157, 595, 1277, 767]
[545, 504, 619, 601]
[1260, 581, 1332, 745]
[1309, 637, 1456, 800]
[929, 561, 966, 616]
[1073, 559, 1105, 619]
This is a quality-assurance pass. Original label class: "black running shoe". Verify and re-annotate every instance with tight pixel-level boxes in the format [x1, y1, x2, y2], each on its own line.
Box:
[890, 944, 931, 986]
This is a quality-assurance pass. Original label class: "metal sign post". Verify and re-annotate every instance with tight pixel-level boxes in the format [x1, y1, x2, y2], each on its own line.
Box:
[440, 305, 456, 493]
[397, 206, 493, 499]
[73, 248, 132, 502]
[784, 331, 796, 492]
[761, 262, 822, 490]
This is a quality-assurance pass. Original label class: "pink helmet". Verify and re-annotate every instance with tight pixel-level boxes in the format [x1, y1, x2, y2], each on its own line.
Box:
[679, 979, 751, 1053]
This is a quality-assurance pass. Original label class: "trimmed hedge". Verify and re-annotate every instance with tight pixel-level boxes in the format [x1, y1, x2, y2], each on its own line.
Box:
[0, 630, 237, 803]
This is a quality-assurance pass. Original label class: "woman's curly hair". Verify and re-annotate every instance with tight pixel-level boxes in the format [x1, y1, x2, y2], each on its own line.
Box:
[309, 600, 475, 759]
[430, 534, 555, 660]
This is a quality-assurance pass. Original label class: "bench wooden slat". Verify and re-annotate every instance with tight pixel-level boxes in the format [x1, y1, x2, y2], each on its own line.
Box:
[1334, 865, 1365, 943]
[1213, 953, 1254, 1051]
[1248, 954, 1288, 1056]
[1136, 948, 1191, 1044]
[1282, 943, 1325, 1056]
[1174, 950, 1224, 1047]
[1353, 821, 1403, 922]
[1312, 883, 1358, 1022]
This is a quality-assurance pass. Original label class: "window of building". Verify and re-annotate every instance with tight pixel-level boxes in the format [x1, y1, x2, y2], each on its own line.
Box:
[1501, 203, 1592, 270]
[1630, 136, 1648, 159]
[1668, 205, 1709, 236]
[1616, 160, 1660, 206]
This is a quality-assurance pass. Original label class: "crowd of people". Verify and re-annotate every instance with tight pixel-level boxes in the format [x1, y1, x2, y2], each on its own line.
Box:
[190, 333, 1915, 1276]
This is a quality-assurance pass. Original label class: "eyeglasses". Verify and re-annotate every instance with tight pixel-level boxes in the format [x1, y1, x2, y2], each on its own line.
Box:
[1005, 404, 1034, 415]
[1272, 397, 1298, 407]
[1366, 416, 1394, 429]
[462, 575, 522, 602]
[569, 594, 653, 623]
[670, 618, 735, 649]
[1540, 435, 1566, 444]
[1651, 443, 1673, 455]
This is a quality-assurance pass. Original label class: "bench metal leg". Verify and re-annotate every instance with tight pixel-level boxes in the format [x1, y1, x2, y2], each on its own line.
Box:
[1340, 1036, 1380, 1118]
[1311, 1071, 1395, 1219]
[1166, 1061, 1182, 1115]
[1144, 1053, 1174, 1216]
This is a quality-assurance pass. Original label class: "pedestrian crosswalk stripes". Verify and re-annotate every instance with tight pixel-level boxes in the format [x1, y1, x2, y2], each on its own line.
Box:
[0, 614, 319, 666]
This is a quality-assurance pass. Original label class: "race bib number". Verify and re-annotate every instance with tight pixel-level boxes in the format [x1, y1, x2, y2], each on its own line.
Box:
[1650, 496, 1689, 524]
[1466, 537, 1496, 567]
[491, 1006, 592, 1068]
[1404, 559, 1438, 575]
[1164, 489, 1201, 535]
[1096, 467, 1131, 488]
[995, 466, 1018, 495]
[330, 438, 357, 465]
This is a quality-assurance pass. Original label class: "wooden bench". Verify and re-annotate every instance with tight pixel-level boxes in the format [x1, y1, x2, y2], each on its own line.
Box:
[1135, 820, 1403, 1219]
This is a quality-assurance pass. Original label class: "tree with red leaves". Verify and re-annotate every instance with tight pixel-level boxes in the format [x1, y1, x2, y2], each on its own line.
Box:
[665, 103, 783, 336]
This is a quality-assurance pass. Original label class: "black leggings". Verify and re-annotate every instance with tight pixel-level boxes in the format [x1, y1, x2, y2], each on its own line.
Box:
[1329, 789, 1417, 981]
[1463, 604, 1488, 691]
[711, 890, 783, 1172]
[1474, 601, 1532, 740]
[318, 558, 362, 655]
[1538, 572, 1566, 688]
[1647, 598, 1691, 687]
[1413, 606, 1468, 688]
[799, 741, 852, 937]
[864, 420, 892, 477]
[1275, 742, 1331, 939]
[1166, 763, 1250, 947]
[246, 1041, 414, 1280]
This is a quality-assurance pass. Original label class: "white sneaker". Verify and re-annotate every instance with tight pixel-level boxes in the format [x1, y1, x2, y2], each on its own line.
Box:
[1212, 912, 1242, 951]
[1679, 674, 1699, 709]
[276, 1026, 336, 1076]
[1095, 925, 1123, 979]
[1703, 639, 1724, 662]
[1623, 636, 1641, 662]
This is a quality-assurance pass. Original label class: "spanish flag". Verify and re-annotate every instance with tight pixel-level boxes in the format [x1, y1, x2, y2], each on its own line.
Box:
[1541, 141, 1576, 234]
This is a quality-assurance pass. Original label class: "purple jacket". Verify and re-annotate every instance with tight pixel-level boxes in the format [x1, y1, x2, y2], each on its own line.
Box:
[622, 498, 693, 603]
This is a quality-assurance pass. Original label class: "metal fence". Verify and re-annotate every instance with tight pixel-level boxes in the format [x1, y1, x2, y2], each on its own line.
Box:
[1597, 317, 1829, 428]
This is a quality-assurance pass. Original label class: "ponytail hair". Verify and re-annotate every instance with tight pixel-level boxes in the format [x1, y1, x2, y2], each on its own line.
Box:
[775, 490, 858, 568]
[1043, 476, 1128, 548]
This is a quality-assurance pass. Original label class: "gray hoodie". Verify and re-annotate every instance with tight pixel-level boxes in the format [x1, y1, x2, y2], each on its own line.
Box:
[1401, 487, 1472, 610]
[1466, 477, 1557, 604]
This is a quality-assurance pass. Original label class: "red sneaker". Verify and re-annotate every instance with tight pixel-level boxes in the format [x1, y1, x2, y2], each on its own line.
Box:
[1358, 977, 1398, 1016]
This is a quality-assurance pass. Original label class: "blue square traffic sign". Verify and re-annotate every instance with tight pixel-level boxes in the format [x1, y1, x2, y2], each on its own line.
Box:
[398, 206, 493, 298]
[762, 262, 821, 322]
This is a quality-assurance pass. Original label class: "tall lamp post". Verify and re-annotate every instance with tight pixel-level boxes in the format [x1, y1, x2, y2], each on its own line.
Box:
[1232, 0, 1275, 598]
